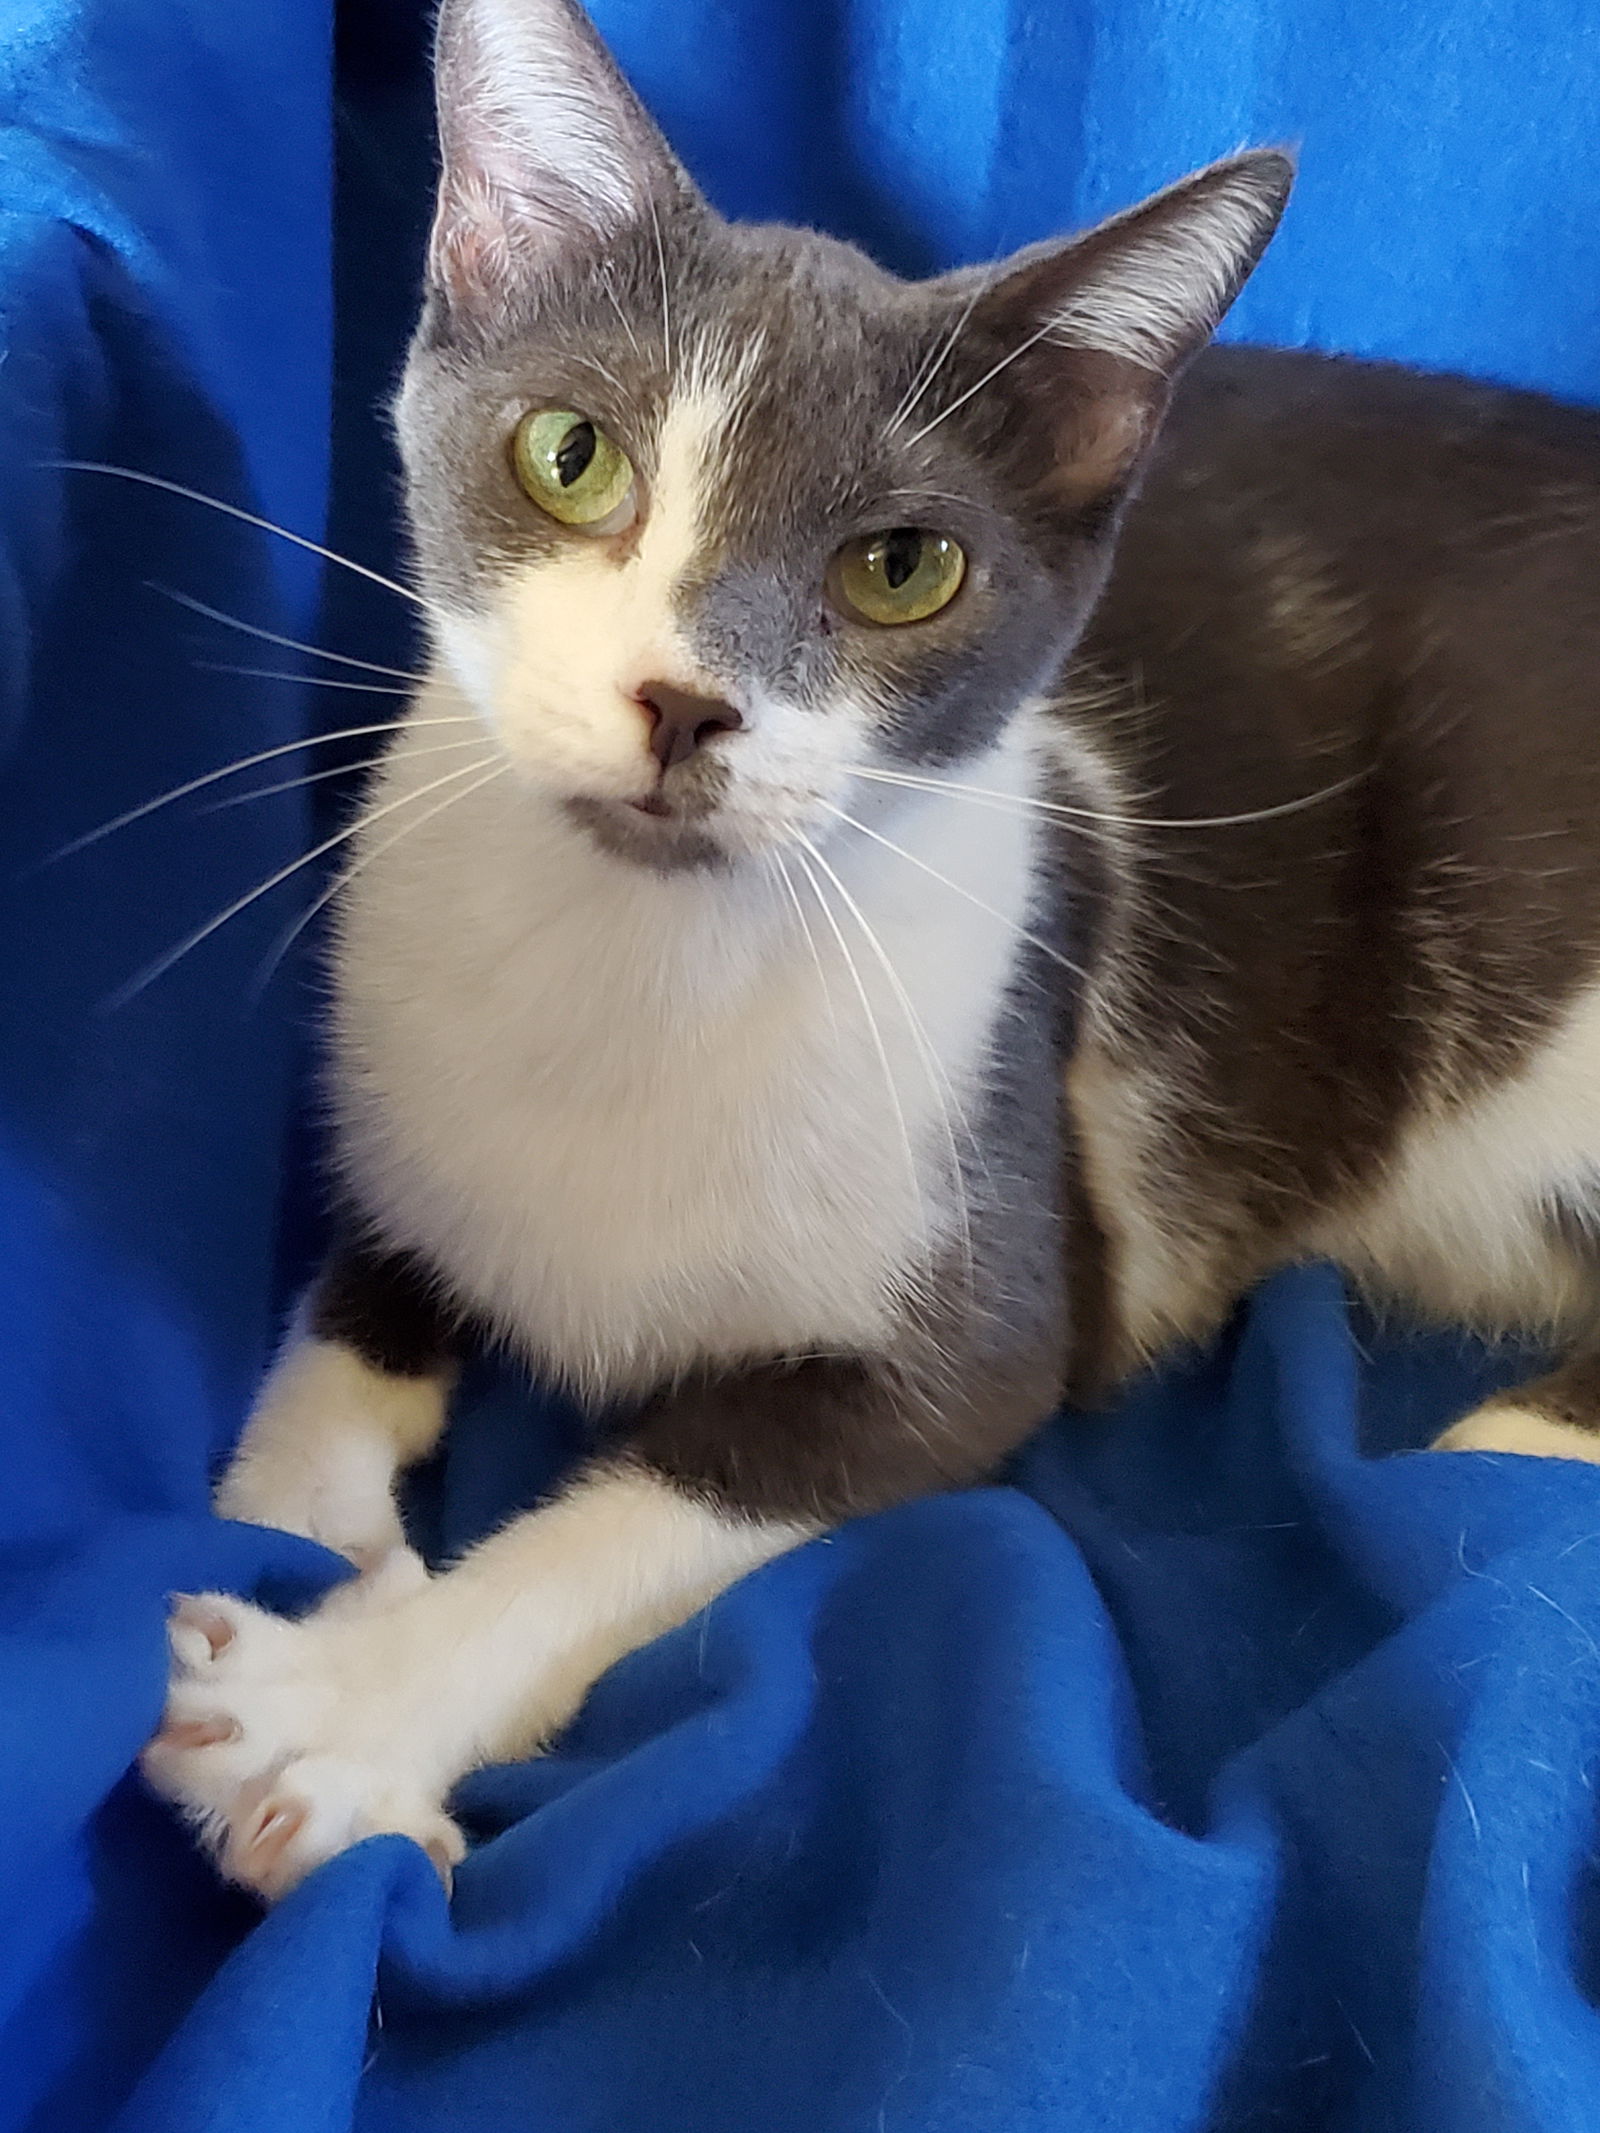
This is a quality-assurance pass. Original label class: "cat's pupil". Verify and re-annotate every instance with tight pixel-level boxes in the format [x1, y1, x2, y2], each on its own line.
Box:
[883, 528, 922, 588]
[555, 421, 597, 487]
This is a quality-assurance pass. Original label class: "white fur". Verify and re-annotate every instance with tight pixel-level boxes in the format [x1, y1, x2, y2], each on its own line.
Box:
[436, 387, 721, 794]
[146, 1465, 806, 1897]
[333, 710, 1041, 1397]
[1433, 1406, 1600, 1462]
[1050, 166, 1277, 372]
[1312, 979, 1600, 1336]
[215, 1332, 452, 1568]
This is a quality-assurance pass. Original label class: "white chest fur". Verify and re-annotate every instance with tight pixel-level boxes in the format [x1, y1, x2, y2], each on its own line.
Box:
[331, 702, 1040, 1397]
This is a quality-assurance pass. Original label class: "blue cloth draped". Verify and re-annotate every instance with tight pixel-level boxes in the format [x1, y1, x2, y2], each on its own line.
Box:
[4, 1, 1600, 2125]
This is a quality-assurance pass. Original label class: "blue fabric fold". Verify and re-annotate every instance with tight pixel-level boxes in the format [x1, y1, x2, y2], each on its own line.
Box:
[7, 2, 1600, 2127]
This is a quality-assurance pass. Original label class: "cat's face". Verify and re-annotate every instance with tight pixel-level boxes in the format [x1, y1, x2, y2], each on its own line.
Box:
[396, 0, 1289, 873]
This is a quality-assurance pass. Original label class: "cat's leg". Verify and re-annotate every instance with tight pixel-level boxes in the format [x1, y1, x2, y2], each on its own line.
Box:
[144, 1348, 1040, 1899]
[214, 1236, 459, 1574]
[145, 1459, 802, 1894]
[1432, 1353, 1600, 1462]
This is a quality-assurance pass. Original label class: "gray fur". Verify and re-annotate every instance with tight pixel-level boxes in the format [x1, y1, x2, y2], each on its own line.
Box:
[357, 0, 1292, 1519]
[160, 0, 1600, 1914]
[331, 0, 1600, 1524]
[398, 9, 1289, 786]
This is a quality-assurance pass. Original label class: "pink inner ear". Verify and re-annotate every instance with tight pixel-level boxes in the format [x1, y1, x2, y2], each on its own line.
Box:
[426, 0, 695, 316]
[1058, 395, 1151, 501]
[430, 197, 505, 309]
[429, 158, 578, 313]
[1028, 355, 1161, 510]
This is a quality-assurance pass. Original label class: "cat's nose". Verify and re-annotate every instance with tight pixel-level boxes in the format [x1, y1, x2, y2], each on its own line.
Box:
[635, 681, 745, 772]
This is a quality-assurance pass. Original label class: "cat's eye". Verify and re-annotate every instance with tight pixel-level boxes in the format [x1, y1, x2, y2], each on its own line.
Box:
[831, 528, 967, 625]
[512, 409, 635, 529]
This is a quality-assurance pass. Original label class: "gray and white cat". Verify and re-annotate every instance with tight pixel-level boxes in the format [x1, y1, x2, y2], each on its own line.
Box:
[145, 0, 1600, 1899]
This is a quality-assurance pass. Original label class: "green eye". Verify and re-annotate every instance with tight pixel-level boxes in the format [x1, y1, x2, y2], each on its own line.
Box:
[832, 527, 967, 625]
[512, 409, 635, 528]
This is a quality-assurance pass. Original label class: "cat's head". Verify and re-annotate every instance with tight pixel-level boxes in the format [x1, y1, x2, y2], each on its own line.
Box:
[396, 0, 1290, 872]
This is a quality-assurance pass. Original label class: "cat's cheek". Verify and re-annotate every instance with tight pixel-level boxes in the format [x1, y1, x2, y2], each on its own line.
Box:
[510, 706, 654, 799]
[430, 608, 503, 727]
[431, 585, 651, 798]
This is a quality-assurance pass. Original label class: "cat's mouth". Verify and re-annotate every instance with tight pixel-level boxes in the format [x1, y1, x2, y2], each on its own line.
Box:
[564, 794, 731, 873]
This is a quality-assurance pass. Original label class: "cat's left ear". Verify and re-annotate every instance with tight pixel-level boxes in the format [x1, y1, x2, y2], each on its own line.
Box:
[427, 0, 697, 321]
[952, 152, 1293, 508]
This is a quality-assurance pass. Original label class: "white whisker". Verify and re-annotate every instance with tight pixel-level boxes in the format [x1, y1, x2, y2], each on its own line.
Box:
[574, 350, 626, 396]
[791, 843, 924, 1247]
[55, 464, 439, 619]
[768, 852, 841, 1039]
[795, 834, 976, 1287]
[852, 760, 1366, 833]
[102, 752, 501, 1012]
[822, 802, 1087, 984]
[887, 273, 994, 440]
[194, 662, 417, 697]
[205, 735, 490, 813]
[879, 487, 977, 513]
[647, 198, 673, 372]
[43, 712, 478, 863]
[885, 320, 960, 441]
[600, 268, 643, 359]
[900, 313, 1065, 449]
[248, 758, 510, 1000]
[149, 584, 428, 682]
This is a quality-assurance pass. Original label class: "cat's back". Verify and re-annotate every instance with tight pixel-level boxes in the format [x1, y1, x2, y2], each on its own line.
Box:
[1081, 339, 1600, 975]
[1144, 341, 1600, 545]
[1095, 341, 1600, 722]
[1064, 345, 1600, 1361]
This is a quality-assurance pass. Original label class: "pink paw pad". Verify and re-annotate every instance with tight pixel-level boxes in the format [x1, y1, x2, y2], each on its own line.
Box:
[169, 1599, 238, 1668]
[226, 1781, 310, 1889]
[158, 1714, 240, 1749]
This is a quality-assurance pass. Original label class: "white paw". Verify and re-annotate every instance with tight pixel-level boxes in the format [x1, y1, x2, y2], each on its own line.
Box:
[142, 1593, 464, 1902]
[215, 1435, 413, 1569]
[213, 1335, 451, 1568]
[1432, 1402, 1600, 1463]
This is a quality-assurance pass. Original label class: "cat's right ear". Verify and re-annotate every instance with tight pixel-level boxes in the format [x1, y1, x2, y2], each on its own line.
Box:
[428, 0, 694, 321]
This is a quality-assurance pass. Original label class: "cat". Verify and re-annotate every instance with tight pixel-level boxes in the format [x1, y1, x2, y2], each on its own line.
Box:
[143, 0, 1600, 1901]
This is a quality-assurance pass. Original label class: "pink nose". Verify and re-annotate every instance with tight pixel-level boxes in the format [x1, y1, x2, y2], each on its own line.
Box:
[635, 681, 745, 771]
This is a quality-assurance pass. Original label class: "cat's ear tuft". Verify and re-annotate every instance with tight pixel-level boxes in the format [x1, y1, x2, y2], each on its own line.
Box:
[428, 0, 693, 318]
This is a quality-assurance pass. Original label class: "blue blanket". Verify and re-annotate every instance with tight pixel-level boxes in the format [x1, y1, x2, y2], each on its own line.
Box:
[6, 2, 1600, 2126]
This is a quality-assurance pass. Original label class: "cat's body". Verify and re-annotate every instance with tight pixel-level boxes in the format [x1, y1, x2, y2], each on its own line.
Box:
[145, 0, 1600, 1899]
[342, 342, 1600, 1442]
[334, 702, 1046, 1409]
[1073, 345, 1600, 1375]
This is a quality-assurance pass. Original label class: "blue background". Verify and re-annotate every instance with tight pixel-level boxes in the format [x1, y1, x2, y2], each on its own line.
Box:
[5, 0, 1600, 2126]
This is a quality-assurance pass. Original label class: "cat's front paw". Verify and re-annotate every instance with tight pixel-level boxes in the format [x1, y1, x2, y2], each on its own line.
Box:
[142, 1594, 464, 1901]
[214, 1439, 414, 1573]
[1432, 1393, 1600, 1462]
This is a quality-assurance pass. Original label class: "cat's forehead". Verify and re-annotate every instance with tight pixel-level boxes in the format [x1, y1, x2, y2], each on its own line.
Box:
[669, 235, 954, 540]
[437, 223, 941, 468]
[570, 218, 924, 383]
[401, 219, 980, 608]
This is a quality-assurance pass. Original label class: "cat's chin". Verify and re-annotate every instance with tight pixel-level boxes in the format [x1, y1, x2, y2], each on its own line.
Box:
[562, 795, 734, 875]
